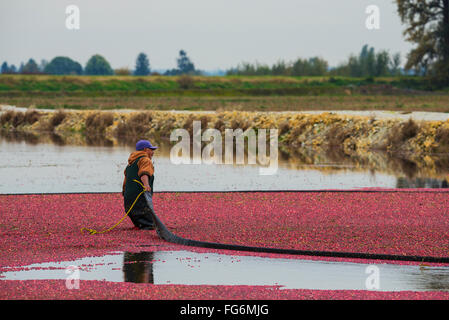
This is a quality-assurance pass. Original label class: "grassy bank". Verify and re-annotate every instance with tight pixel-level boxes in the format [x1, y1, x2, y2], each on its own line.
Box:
[0, 74, 441, 96]
[1, 75, 448, 113]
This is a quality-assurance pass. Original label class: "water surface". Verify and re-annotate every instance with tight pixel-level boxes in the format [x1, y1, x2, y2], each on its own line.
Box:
[2, 249, 448, 291]
[1, 138, 448, 194]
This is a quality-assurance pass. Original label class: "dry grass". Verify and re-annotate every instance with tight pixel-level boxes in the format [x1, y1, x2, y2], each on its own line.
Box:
[0, 111, 16, 126]
[50, 110, 67, 128]
[435, 126, 449, 152]
[24, 110, 41, 124]
[85, 112, 114, 136]
[278, 120, 290, 135]
[386, 119, 419, 151]
[182, 114, 211, 136]
[326, 124, 356, 148]
[115, 111, 154, 139]
[286, 121, 309, 148]
[0, 110, 42, 128]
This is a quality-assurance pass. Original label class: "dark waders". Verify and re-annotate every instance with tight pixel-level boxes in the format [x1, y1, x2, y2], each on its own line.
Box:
[124, 156, 155, 230]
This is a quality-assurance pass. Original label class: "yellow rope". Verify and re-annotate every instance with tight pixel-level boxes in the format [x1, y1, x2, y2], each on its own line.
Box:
[81, 179, 146, 235]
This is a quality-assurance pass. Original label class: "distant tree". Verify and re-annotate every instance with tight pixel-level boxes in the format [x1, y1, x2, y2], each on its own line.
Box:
[227, 56, 328, 76]
[254, 62, 271, 75]
[291, 59, 307, 76]
[22, 59, 40, 74]
[177, 50, 195, 74]
[236, 62, 257, 76]
[84, 54, 113, 75]
[347, 55, 361, 76]
[307, 57, 329, 76]
[44, 56, 83, 75]
[9, 65, 17, 73]
[18, 62, 24, 74]
[389, 53, 402, 76]
[134, 53, 150, 76]
[396, 0, 449, 83]
[1, 62, 8, 74]
[362, 45, 376, 77]
[375, 50, 391, 76]
[330, 45, 400, 77]
[271, 60, 289, 75]
[291, 57, 328, 76]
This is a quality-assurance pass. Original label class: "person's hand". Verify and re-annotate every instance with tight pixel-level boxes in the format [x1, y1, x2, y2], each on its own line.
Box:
[144, 185, 151, 192]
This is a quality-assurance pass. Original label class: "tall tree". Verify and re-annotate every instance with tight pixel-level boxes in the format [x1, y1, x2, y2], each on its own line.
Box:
[22, 59, 40, 74]
[1, 62, 8, 74]
[271, 60, 288, 75]
[84, 54, 113, 75]
[359, 45, 376, 77]
[396, 0, 449, 82]
[375, 50, 391, 76]
[291, 57, 328, 76]
[44, 56, 83, 75]
[389, 53, 402, 75]
[8, 65, 17, 74]
[134, 53, 150, 76]
[177, 50, 195, 74]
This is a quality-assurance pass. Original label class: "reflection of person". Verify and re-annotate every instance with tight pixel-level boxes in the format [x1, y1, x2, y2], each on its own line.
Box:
[122, 140, 157, 230]
[123, 252, 154, 283]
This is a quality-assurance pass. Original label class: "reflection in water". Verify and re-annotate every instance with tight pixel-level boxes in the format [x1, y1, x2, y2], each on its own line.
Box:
[2, 129, 449, 192]
[86, 135, 113, 147]
[0, 129, 114, 148]
[2, 250, 449, 291]
[416, 268, 449, 291]
[49, 133, 66, 146]
[0, 129, 40, 145]
[123, 252, 154, 283]
[397, 177, 449, 189]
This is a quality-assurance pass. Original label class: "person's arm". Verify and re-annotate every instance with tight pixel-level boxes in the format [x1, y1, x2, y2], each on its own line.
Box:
[137, 157, 154, 192]
[141, 174, 151, 192]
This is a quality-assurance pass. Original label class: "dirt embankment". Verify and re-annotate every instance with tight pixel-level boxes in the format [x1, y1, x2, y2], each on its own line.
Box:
[2, 107, 449, 159]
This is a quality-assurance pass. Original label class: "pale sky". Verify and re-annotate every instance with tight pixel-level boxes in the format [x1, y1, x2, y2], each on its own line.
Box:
[0, 0, 412, 71]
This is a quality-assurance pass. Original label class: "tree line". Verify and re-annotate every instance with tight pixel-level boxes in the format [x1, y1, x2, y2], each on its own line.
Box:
[1, 0, 448, 85]
[227, 45, 403, 77]
[0, 50, 199, 76]
[229, 0, 449, 85]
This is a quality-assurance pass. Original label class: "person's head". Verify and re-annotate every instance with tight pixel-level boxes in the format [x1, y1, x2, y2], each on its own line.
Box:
[136, 140, 157, 158]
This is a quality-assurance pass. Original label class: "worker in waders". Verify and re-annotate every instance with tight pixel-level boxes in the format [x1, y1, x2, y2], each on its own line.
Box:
[122, 140, 157, 230]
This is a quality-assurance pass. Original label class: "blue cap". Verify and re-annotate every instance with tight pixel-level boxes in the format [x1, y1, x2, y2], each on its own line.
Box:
[136, 140, 158, 151]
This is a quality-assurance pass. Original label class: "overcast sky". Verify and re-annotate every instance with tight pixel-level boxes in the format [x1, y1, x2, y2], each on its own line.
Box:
[0, 0, 412, 71]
